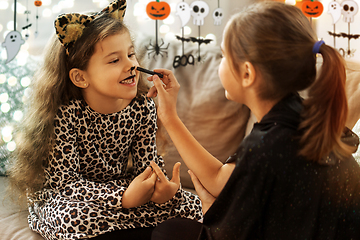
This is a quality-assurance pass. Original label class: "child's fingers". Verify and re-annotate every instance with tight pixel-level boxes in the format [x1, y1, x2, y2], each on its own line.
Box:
[170, 162, 181, 184]
[139, 166, 153, 180]
[147, 171, 157, 184]
[147, 85, 158, 98]
[150, 161, 167, 182]
[152, 75, 166, 95]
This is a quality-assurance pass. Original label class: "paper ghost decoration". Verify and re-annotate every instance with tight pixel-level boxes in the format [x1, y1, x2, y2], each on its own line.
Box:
[190, 1, 209, 26]
[212, 7, 223, 25]
[176, 2, 191, 27]
[341, 0, 358, 23]
[2, 31, 25, 63]
[328, 1, 342, 24]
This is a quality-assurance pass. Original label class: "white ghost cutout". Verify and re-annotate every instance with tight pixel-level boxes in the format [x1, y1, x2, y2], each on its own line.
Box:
[213, 8, 223, 26]
[328, 1, 341, 24]
[2, 31, 25, 64]
[176, 2, 191, 27]
[341, 0, 358, 23]
[190, 1, 209, 26]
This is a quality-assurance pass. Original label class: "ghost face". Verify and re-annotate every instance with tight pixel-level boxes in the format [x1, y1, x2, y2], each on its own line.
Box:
[341, 0, 358, 23]
[328, 1, 341, 24]
[176, 2, 191, 27]
[1, 31, 25, 64]
[190, 1, 209, 26]
[213, 8, 223, 26]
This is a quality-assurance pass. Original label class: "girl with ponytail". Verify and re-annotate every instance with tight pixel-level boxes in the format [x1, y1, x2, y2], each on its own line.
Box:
[148, 1, 360, 239]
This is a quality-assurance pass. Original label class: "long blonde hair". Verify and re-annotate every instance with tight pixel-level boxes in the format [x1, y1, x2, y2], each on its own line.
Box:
[223, 1, 354, 162]
[8, 14, 149, 200]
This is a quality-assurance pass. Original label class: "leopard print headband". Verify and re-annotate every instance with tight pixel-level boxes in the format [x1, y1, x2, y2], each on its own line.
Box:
[54, 0, 127, 55]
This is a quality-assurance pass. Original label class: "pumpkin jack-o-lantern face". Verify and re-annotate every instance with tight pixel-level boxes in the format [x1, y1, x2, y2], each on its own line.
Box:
[34, 0, 42, 7]
[301, 0, 323, 18]
[146, 1, 171, 20]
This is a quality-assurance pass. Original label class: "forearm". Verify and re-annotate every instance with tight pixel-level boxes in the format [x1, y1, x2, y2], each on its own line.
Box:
[163, 115, 233, 197]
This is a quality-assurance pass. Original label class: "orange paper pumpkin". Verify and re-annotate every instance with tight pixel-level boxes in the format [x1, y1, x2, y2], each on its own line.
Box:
[34, 1, 42, 7]
[301, 0, 323, 18]
[146, 1, 171, 20]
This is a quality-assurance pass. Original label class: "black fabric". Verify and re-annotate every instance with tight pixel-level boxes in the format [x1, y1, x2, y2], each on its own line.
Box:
[151, 218, 203, 240]
[90, 227, 155, 240]
[201, 93, 360, 240]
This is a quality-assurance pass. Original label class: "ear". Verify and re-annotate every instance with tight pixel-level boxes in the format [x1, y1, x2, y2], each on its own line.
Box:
[241, 61, 256, 88]
[69, 68, 88, 88]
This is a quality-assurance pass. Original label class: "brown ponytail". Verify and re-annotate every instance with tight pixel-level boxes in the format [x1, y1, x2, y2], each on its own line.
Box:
[223, 1, 355, 162]
[299, 45, 354, 161]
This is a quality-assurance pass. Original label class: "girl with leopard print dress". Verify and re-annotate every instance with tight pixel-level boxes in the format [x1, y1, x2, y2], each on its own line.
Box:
[7, 1, 202, 239]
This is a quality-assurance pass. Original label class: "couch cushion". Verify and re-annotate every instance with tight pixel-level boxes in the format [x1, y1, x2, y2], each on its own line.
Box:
[0, 177, 43, 240]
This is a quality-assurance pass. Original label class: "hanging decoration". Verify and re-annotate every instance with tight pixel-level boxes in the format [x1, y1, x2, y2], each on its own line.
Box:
[190, 0, 212, 62]
[341, 0, 358, 22]
[173, 1, 194, 68]
[22, 0, 32, 40]
[190, 0, 209, 25]
[301, 0, 323, 18]
[176, 1, 191, 27]
[327, 0, 359, 58]
[212, 0, 223, 26]
[146, 0, 171, 20]
[339, 0, 358, 57]
[173, 0, 214, 67]
[145, 0, 171, 60]
[1, 0, 25, 64]
[328, 1, 342, 24]
[34, 0, 42, 37]
[328, 1, 341, 47]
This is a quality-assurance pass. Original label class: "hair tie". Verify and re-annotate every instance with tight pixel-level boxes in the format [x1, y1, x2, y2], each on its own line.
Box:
[54, 0, 127, 55]
[312, 40, 325, 54]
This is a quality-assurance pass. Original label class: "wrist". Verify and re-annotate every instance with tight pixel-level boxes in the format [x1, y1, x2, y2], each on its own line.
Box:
[161, 113, 181, 129]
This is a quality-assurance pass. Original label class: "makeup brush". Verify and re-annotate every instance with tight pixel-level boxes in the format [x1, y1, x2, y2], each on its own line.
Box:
[136, 67, 163, 79]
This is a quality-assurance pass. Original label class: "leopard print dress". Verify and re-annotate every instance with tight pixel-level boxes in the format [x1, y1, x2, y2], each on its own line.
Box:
[28, 96, 203, 240]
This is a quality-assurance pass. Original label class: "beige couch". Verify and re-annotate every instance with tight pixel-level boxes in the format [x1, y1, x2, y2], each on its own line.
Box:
[1, 38, 359, 239]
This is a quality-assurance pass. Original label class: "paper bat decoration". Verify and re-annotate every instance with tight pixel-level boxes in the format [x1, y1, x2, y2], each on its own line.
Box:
[328, 31, 360, 40]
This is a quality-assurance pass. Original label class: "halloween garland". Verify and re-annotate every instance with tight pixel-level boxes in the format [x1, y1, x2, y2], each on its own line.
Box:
[145, 0, 171, 60]
[326, 0, 359, 58]
[1, 0, 25, 64]
[173, 0, 217, 68]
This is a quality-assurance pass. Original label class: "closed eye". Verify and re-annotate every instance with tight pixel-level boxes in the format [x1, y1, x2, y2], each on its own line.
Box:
[128, 53, 136, 58]
[109, 58, 119, 64]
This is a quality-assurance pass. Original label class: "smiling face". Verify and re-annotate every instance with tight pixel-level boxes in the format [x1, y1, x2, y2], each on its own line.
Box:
[80, 31, 140, 113]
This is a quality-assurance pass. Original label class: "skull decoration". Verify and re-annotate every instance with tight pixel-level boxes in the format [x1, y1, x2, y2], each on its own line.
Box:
[341, 0, 358, 23]
[212, 8, 223, 26]
[190, 1, 209, 26]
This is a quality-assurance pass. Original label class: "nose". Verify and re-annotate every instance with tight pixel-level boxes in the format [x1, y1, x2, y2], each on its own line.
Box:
[130, 66, 135, 75]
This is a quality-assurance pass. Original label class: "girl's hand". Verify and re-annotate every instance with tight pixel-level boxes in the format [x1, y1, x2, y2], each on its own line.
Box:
[147, 69, 180, 126]
[122, 166, 157, 208]
[188, 170, 216, 215]
[150, 161, 181, 204]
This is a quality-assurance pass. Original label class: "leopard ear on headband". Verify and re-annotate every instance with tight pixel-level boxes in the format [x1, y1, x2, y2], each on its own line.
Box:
[54, 0, 127, 55]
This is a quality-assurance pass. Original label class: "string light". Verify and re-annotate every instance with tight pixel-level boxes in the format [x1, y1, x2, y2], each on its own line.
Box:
[0, 0, 9, 10]
[0, 93, 9, 103]
[7, 141, 16, 152]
